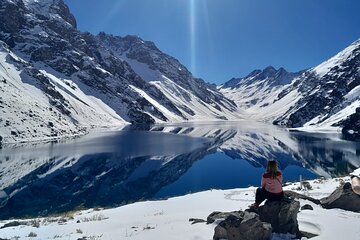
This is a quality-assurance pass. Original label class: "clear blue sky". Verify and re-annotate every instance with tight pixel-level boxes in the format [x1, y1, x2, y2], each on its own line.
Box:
[64, 0, 360, 84]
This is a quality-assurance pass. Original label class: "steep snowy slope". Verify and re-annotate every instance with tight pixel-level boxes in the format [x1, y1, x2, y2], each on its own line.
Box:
[0, 42, 126, 143]
[96, 33, 239, 121]
[274, 39, 360, 129]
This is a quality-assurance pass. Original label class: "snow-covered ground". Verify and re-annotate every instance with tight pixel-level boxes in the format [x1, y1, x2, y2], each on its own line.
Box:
[0, 169, 359, 240]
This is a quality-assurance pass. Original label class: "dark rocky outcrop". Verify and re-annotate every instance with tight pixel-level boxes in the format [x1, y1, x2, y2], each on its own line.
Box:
[213, 211, 272, 240]
[211, 199, 300, 240]
[341, 107, 360, 140]
[301, 204, 314, 211]
[321, 182, 360, 212]
[258, 199, 300, 235]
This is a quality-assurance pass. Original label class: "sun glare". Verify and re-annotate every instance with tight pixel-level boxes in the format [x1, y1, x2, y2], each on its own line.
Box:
[190, 0, 196, 75]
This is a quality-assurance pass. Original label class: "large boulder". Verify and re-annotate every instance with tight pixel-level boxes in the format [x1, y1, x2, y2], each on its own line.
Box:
[211, 199, 301, 239]
[321, 182, 360, 212]
[207, 211, 243, 224]
[213, 211, 272, 240]
[257, 199, 300, 235]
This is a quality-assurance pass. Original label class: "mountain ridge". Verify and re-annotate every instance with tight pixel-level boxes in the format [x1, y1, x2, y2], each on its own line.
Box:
[0, 0, 239, 144]
[220, 38, 360, 133]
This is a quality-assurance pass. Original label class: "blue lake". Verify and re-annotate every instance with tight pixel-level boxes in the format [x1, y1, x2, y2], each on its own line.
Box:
[0, 121, 359, 219]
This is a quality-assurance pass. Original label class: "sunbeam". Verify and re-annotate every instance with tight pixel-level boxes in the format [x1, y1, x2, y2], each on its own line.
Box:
[99, 0, 127, 29]
[190, 0, 196, 75]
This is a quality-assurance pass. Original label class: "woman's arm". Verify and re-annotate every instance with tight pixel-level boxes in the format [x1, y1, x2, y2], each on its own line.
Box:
[261, 175, 266, 188]
[278, 172, 283, 184]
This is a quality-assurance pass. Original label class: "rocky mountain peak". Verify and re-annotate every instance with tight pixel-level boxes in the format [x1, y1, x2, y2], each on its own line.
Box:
[263, 65, 277, 73]
[22, 0, 77, 28]
[221, 66, 299, 89]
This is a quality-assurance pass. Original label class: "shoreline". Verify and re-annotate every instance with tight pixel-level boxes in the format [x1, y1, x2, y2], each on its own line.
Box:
[0, 170, 359, 240]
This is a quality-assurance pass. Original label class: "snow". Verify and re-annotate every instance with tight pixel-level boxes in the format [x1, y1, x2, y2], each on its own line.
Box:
[151, 76, 242, 121]
[129, 84, 182, 122]
[122, 56, 161, 82]
[0, 171, 359, 240]
[0, 42, 127, 144]
[351, 168, 360, 177]
[345, 85, 360, 102]
[313, 39, 360, 77]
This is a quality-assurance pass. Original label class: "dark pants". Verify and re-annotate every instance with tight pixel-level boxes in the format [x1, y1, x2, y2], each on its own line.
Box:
[255, 187, 284, 205]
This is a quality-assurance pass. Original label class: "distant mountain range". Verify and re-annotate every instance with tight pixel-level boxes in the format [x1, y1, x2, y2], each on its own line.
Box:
[220, 40, 360, 134]
[0, 0, 359, 143]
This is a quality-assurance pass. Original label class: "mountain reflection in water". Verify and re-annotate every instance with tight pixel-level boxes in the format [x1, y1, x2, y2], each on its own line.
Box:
[0, 122, 359, 219]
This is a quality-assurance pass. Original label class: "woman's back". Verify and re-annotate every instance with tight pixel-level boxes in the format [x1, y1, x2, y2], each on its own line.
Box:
[262, 171, 283, 194]
[250, 160, 283, 209]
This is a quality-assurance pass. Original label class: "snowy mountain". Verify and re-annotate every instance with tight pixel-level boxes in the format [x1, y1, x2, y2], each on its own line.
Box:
[95, 33, 238, 121]
[220, 39, 360, 132]
[273, 39, 360, 130]
[0, 0, 238, 143]
[220, 66, 303, 121]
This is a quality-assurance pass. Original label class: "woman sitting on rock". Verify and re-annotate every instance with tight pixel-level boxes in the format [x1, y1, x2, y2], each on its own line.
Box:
[250, 159, 284, 209]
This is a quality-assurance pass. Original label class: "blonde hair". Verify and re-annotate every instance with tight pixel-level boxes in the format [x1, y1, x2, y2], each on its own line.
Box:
[266, 160, 279, 179]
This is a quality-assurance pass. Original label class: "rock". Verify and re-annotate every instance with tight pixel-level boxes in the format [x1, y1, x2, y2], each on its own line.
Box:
[207, 211, 243, 224]
[10, 130, 17, 136]
[321, 182, 360, 212]
[257, 199, 300, 235]
[1, 221, 26, 229]
[301, 204, 313, 211]
[211, 199, 302, 239]
[213, 211, 272, 240]
[301, 181, 312, 190]
[189, 218, 206, 224]
[341, 107, 360, 140]
[284, 190, 321, 205]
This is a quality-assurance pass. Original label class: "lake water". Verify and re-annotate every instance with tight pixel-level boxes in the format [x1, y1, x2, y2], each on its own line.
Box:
[0, 121, 360, 219]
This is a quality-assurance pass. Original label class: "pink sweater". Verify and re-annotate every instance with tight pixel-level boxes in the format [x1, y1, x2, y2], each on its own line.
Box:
[261, 171, 283, 194]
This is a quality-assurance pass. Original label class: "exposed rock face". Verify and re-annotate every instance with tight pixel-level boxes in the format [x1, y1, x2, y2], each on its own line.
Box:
[258, 199, 300, 235]
[321, 182, 360, 212]
[341, 107, 360, 140]
[213, 211, 272, 240]
[211, 199, 300, 240]
[273, 40, 360, 128]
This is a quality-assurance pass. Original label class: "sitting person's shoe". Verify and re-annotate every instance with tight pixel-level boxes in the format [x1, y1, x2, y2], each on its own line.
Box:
[248, 203, 259, 209]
